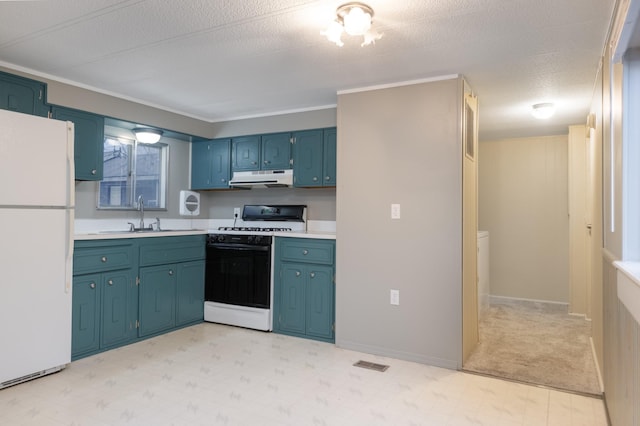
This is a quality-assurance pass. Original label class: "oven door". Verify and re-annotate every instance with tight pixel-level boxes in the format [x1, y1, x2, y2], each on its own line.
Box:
[205, 244, 271, 309]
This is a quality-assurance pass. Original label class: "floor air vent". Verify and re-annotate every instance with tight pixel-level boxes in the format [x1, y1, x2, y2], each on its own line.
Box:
[353, 360, 389, 372]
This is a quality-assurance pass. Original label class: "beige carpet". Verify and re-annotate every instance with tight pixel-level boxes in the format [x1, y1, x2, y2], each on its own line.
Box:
[463, 299, 602, 395]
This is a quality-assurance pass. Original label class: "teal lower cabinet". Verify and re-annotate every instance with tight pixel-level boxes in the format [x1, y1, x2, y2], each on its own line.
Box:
[176, 260, 206, 326]
[101, 269, 137, 348]
[72, 240, 137, 360]
[274, 237, 335, 343]
[72, 235, 206, 359]
[138, 264, 177, 337]
[137, 235, 206, 337]
[71, 274, 101, 357]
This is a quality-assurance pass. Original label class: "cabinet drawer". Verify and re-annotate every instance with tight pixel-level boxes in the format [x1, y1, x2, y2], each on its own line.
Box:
[139, 235, 205, 266]
[277, 238, 335, 265]
[74, 245, 134, 275]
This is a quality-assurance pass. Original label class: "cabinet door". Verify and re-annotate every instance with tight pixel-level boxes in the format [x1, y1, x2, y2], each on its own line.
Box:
[293, 129, 323, 187]
[191, 139, 231, 190]
[322, 128, 337, 186]
[139, 265, 176, 337]
[276, 263, 306, 335]
[305, 265, 335, 341]
[101, 270, 135, 348]
[231, 135, 260, 171]
[0, 72, 48, 117]
[72, 274, 101, 358]
[261, 132, 291, 170]
[210, 139, 231, 188]
[190, 140, 212, 189]
[51, 106, 105, 181]
[176, 260, 205, 326]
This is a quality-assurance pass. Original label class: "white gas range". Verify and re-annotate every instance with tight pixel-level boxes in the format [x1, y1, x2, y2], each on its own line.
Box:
[204, 205, 306, 331]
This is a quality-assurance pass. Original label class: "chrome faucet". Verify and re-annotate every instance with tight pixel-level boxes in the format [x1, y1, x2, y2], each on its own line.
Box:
[137, 195, 145, 229]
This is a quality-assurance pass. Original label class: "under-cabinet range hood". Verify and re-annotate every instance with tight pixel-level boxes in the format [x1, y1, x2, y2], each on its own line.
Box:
[228, 169, 293, 188]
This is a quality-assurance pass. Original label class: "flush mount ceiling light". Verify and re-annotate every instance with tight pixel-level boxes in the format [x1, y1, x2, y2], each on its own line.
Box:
[133, 127, 163, 144]
[531, 103, 556, 119]
[321, 2, 383, 47]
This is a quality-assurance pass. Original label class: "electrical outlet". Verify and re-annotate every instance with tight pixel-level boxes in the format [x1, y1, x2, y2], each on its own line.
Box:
[390, 289, 400, 305]
[233, 207, 241, 218]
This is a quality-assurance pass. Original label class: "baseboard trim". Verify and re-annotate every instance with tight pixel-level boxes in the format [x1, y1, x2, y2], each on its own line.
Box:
[335, 339, 460, 370]
[489, 295, 569, 307]
[589, 336, 605, 393]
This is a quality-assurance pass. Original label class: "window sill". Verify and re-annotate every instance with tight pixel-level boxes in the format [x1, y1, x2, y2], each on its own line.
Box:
[614, 261, 640, 325]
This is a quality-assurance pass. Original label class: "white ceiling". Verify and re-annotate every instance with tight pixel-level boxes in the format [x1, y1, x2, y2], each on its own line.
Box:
[0, 0, 616, 140]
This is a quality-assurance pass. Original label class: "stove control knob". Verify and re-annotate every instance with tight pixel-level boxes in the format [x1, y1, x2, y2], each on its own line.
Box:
[217, 235, 226, 243]
[254, 236, 262, 244]
[247, 235, 255, 243]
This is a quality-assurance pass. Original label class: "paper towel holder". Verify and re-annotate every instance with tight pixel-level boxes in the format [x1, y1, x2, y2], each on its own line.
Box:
[179, 190, 200, 216]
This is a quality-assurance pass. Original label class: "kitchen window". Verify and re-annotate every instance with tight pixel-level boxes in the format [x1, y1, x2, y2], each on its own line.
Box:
[98, 135, 168, 210]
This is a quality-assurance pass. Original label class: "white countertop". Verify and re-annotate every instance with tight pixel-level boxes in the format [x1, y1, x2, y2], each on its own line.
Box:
[74, 219, 336, 241]
[74, 229, 210, 240]
[75, 229, 335, 241]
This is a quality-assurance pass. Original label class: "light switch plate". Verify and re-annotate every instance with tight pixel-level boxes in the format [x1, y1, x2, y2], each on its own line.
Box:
[391, 203, 401, 219]
[390, 289, 400, 305]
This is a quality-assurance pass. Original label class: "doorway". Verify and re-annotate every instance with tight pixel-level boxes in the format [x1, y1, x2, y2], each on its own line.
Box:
[463, 129, 601, 395]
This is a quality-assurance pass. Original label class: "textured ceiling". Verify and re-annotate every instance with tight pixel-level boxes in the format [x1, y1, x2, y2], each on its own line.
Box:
[0, 0, 616, 140]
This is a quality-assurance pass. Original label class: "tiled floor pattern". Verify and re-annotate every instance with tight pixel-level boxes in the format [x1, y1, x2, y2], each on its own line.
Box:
[0, 323, 608, 426]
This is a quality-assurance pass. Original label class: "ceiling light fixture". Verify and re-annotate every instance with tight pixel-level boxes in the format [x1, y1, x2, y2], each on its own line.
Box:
[322, 2, 383, 47]
[133, 127, 163, 144]
[531, 103, 556, 119]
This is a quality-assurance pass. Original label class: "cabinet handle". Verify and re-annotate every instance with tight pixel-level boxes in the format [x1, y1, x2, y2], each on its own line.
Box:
[89, 282, 96, 289]
[325, 176, 330, 181]
[312, 176, 318, 181]
[108, 279, 113, 286]
[295, 271, 301, 277]
[251, 161, 257, 165]
[310, 272, 316, 278]
[168, 269, 174, 276]
[302, 249, 308, 255]
[221, 178, 226, 182]
[101, 256, 107, 263]
[91, 169, 97, 175]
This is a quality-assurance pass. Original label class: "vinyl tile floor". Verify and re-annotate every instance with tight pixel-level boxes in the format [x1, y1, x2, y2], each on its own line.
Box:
[0, 323, 608, 426]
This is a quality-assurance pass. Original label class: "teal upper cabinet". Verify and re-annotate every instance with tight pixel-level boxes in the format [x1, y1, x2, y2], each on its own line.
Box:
[191, 138, 231, 190]
[293, 127, 336, 187]
[231, 135, 260, 171]
[51, 106, 105, 181]
[322, 128, 337, 186]
[232, 133, 292, 171]
[261, 132, 292, 170]
[0, 71, 49, 117]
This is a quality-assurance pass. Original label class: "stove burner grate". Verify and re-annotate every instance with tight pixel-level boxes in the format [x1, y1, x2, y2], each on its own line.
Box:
[218, 226, 292, 232]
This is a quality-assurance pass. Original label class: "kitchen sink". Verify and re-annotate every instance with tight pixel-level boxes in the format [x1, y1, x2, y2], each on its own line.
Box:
[97, 228, 178, 234]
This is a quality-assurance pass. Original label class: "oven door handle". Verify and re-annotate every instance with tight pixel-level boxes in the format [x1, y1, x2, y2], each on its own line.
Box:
[208, 244, 270, 251]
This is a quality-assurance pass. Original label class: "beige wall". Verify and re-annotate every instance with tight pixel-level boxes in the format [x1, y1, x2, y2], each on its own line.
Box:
[336, 77, 464, 369]
[479, 135, 569, 303]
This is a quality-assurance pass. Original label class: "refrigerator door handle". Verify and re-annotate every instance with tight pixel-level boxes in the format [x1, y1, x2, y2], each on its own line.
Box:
[65, 208, 74, 294]
[66, 122, 75, 208]
[65, 122, 75, 294]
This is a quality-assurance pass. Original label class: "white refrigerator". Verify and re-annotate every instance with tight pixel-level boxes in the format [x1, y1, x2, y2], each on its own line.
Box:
[0, 108, 75, 388]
